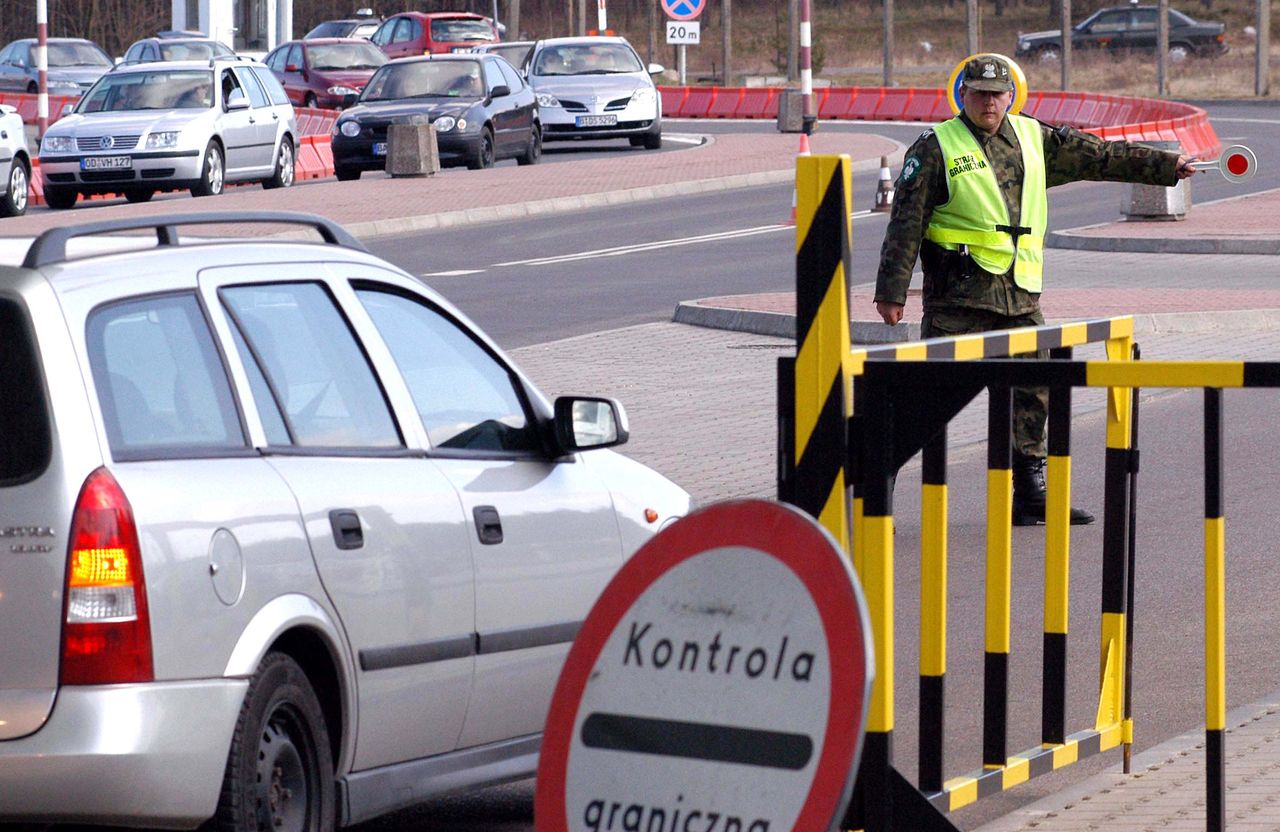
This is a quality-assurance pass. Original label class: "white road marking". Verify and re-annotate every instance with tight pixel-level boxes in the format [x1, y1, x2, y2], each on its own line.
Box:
[1206, 117, 1280, 125]
[421, 268, 485, 277]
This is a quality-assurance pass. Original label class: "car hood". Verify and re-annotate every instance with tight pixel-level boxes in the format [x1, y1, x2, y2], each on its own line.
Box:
[347, 99, 473, 121]
[531, 74, 650, 98]
[47, 67, 111, 85]
[1019, 29, 1062, 41]
[50, 109, 210, 136]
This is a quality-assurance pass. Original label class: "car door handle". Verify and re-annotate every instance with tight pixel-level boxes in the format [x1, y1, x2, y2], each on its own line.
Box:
[329, 509, 364, 550]
[248, 116, 257, 123]
[473, 505, 503, 545]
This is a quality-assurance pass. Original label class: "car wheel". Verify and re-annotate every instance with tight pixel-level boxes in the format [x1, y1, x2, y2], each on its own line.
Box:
[26, 81, 37, 95]
[209, 653, 334, 832]
[334, 164, 361, 181]
[467, 127, 495, 170]
[516, 124, 542, 166]
[264, 139, 295, 189]
[0, 160, 29, 217]
[1169, 43, 1192, 63]
[642, 128, 662, 150]
[1036, 45, 1061, 63]
[42, 184, 78, 210]
[191, 141, 225, 198]
[123, 188, 155, 204]
[304, 93, 318, 109]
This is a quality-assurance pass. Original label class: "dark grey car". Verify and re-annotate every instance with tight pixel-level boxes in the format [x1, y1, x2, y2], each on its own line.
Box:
[1015, 5, 1227, 63]
[0, 38, 113, 95]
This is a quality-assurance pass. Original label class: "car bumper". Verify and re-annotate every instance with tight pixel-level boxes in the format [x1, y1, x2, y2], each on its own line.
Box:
[0, 679, 248, 826]
[333, 132, 478, 169]
[39, 150, 204, 193]
[538, 101, 659, 142]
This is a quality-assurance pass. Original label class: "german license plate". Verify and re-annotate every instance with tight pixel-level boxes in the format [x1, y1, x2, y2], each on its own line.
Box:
[372, 142, 387, 156]
[576, 114, 617, 128]
[81, 155, 132, 170]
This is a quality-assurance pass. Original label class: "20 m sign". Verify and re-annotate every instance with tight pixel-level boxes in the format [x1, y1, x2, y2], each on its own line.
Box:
[536, 500, 874, 832]
[666, 21, 700, 45]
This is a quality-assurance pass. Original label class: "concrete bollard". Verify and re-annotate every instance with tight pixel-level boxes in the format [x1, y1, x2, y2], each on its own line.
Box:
[387, 118, 440, 178]
[1123, 140, 1190, 221]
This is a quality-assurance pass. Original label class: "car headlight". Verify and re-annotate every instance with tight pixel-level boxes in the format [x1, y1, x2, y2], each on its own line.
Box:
[339, 120, 361, 137]
[145, 131, 179, 149]
[434, 116, 457, 132]
[42, 134, 75, 153]
[536, 92, 560, 108]
[327, 85, 359, 96]
[630, 88, 655, 104]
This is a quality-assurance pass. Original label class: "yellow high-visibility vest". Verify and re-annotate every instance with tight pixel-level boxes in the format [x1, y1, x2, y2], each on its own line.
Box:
[925, 113, 1047, 292]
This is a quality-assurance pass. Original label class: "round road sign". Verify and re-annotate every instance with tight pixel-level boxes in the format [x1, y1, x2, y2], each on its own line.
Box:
[535, 499, 873, 832]
[946, 52, 1029, 116]
[662, 0, 706, 22]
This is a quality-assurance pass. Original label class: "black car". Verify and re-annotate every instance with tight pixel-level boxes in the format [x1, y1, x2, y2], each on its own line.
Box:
[331, 54, 540, 176]
[1015, 4, 1227, 63]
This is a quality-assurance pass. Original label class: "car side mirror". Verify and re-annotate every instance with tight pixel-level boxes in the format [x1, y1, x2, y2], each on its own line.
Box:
[226, 89, 250, 110]
[60, 103, 74, 117]
[490, 84, 510, 98]
[343, 92, 358, 107]
[647, 62, 665, 75]
[285, 63, 300, 72]
[553, 396, 629, 452]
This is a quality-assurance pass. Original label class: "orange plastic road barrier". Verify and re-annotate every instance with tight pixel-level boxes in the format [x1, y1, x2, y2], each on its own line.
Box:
[902, 88, 942, 121]
[737, 88, 778, 119]
[707, 86, 744, 117]
[296, 137, 324, 179]
[311, 137, 335, 178]
[876, 88, 913, 120]
[660, 86, 688, 118]
[848, 87, 884, 120]
[818, 88, 857, 119]
[680, 87, 716, 118]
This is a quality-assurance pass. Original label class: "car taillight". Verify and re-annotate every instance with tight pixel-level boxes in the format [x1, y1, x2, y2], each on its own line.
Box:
[60, 467, 153, 685]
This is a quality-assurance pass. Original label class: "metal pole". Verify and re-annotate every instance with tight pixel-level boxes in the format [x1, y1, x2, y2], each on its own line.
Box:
[597, 0, 607, 33]
[1122, 344, 1141, 773]
[799, 0, 815, 134]
[1061, 0, 1072, 91]
[1156, 0, 1169, 97]
[883, 0, 894, 88]
[36, 0, 48, 140]
[1258, 0, 1272, 97]
[679, 44, 686, 85]
[966, 0, 979, 56]
[510, 0, 520, 42]
[787, 0, 799, 82]
[722, 0, 731, 86]
[577, 0, 586, 35]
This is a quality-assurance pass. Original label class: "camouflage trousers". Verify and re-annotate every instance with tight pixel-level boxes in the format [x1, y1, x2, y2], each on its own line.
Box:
[921, 307, 1048, 459]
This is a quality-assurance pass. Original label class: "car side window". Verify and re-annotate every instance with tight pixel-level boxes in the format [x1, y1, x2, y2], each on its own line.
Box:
[265, 47, 284, 70]
[222, 283, 402, 450]
[220, 67, 244, 108]
[124, 43, 142, 62]
[355, 287, 540, 455]
[393, 18, 414, 44]
[0, 45, 12, 65]
[252, 66, 291, 106]
[1090, 11, 1130, 33]
[86, 293, 246, 458]
[286, 43, 303, 69]
[497, 59, 524, 91]
[483, 59, 505, 92]
[371, 20, 393, 46]
[1131, 9, 1156, 29]
[235, 66, 270, 108]
[408, 18, 424, 44]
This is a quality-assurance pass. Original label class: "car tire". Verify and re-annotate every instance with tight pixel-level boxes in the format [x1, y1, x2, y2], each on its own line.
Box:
[0, 160, 29, 217]
[1169, 43, 1192, 63]
[642, 128, 662, 151]
[209, 653, 335, 832]
[334, 164, 361, 181]
[516, 124, 541, 166]
[191, 141, 225, 198]
[26, 81, 37, 95]
[1035, 45, 1061, 64]
[467, 127, 495, 170]
[123, 188, 155, 204]
[42, 184, 78, 210]
[264, 138, 295, 190]
[304, 93, 318, 109]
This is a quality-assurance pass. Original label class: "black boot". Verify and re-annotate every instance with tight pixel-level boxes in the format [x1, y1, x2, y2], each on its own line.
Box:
[1012, 453, 1095, 526]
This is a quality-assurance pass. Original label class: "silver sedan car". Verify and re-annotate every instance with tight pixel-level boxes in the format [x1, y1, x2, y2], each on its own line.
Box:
[38, 59, 297, 208]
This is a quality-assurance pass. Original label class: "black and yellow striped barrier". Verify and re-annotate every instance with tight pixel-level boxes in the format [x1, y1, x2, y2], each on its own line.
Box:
[779, 153, 1242, 832]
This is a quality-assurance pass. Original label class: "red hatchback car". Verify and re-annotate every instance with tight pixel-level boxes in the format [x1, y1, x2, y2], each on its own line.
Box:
[369, 12, 499, 59]
[263, 38, 387, 109]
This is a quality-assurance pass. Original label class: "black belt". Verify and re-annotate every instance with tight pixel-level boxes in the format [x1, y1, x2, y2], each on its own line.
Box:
[995, 223, 1034, 249]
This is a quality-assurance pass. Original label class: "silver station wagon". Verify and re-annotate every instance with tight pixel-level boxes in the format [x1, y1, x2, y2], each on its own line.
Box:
[0, 213, 691, 830]
[38, 59, 297, 209]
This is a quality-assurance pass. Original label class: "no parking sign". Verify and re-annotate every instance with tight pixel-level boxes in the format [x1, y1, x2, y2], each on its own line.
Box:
[535, 500, 873, 832]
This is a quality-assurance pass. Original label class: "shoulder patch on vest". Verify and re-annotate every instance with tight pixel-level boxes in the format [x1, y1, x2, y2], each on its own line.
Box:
[900, 155, 922, 184]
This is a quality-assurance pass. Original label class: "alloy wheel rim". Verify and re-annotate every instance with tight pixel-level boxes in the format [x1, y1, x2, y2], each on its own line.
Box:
[209, 150, 224, 193]
[11, 166, 27, 212]
[281, 145, 294, 186]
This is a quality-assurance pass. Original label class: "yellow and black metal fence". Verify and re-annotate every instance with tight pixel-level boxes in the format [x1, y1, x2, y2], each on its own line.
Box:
[778, 154, 1251, 832]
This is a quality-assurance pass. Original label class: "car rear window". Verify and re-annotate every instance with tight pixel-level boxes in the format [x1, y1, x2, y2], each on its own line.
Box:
[86, 293, 247, 460]
[0, 299, 51, 485]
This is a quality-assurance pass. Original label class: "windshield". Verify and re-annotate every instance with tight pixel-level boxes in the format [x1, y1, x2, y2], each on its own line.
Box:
[430, 19, 496, 43]
[361, 61, 484, 101]
[158, 41, 234, 61]
[488, 43, 532, 67]
[308, 42, 387, 70]
[305, 21, 355, 39]
[47, 41, 112, 68]
[532, 43, 642, 76]
[79, 70, 214, 112]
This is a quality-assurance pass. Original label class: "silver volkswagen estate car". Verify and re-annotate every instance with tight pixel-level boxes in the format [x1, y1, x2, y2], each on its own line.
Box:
[0, 213, 691, 830]
[38, 59, 297, 209]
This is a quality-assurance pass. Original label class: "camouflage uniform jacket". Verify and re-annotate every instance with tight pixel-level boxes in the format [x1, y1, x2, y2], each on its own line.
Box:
[874, 111, 1181, 316]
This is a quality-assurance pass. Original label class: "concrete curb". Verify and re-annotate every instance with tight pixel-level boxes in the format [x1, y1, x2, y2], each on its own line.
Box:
[339, 143, 896, 240]
[1047, 228, 1280, 255]
[672, 301, 1280, 343]
[973, 691, 1280, 832]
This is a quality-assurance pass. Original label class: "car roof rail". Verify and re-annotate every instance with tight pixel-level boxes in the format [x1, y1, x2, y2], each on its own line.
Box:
[22, 211, 368, 269]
